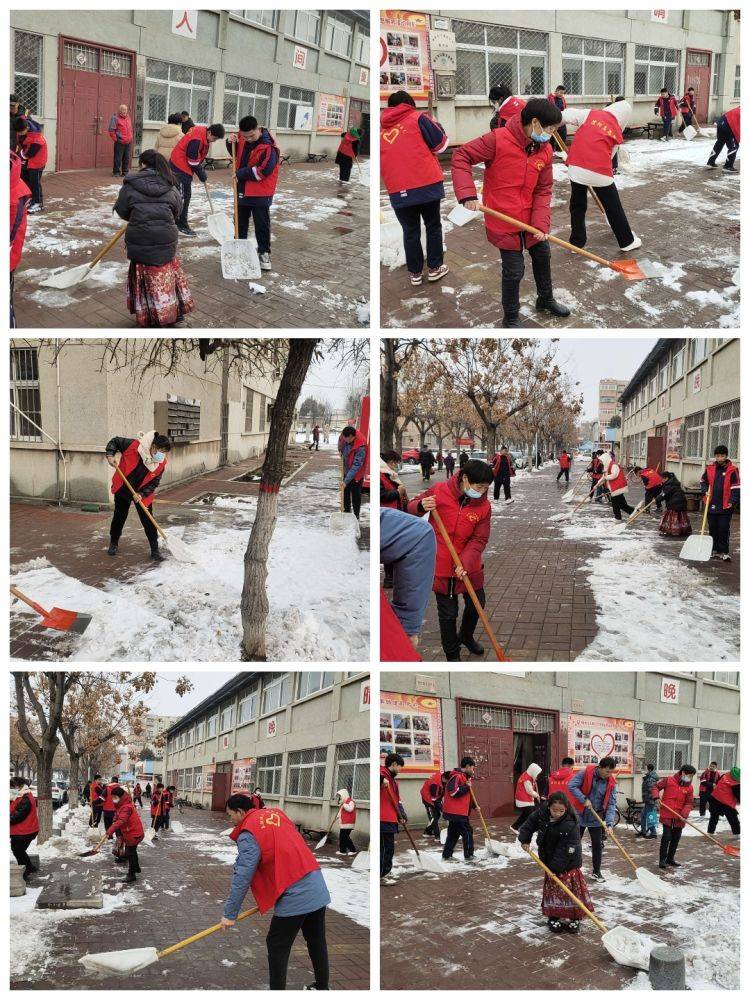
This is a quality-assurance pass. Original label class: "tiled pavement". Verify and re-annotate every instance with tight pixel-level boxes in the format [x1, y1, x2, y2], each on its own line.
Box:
[380, 815, 739, 990]
[12, 803, 369, 990]
[14, 161, 369, 329]
[406, 463, 739, 662]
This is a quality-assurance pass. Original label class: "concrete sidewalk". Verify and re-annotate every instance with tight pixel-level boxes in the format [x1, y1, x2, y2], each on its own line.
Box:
[15, 161, 369, 329]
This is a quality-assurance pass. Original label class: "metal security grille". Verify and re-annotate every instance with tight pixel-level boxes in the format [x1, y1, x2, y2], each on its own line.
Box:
[257, 753, 283, 795]
[287, 747, 327, 798]
[644, 724, 692, 771]
[454, 20, 547, 97]
[562, 35, 624, 96]
[223, 75, 273, 128]
[10, 347, 42, 442]
[102, 49, 132, 77]
[682, 410, 706, 460]
[14, 31, 43, 114]
[513, 709, 556, 733]
[634, 45, 680, 96]
[64, 41, 98, 72]
[145, 59, 213, 123]
[461, 703, 511, 729]
[699, 729, 738, 770]
[334, 740, 369, 800]
[277, 86, 315, 130]
[708, 400, 740, 459]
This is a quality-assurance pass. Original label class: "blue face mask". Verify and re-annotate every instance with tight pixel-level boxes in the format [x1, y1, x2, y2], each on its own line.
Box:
[465, 487, 482, 499]
[531, 129, 552, 143]
[153, 451, 165, 463]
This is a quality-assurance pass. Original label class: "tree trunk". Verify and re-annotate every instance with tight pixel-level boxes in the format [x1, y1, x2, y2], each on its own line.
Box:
[36, 756, 54, 843]
[381, 342, 399, 452]
[241, 340, 319, 660]
[485, 425, 497, 458]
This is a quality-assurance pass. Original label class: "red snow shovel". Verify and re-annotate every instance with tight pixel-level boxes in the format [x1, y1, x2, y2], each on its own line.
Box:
[9, 585, 92, 635]
[659, 801, 739, 856]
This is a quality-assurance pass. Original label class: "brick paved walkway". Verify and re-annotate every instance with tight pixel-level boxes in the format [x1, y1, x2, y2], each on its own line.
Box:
[381, 136, 739, 329]
[11, 803, 369, 990]
[14, 161, 369, 329]
[380, 815, 739, 990]
[399, 463, 739, 662]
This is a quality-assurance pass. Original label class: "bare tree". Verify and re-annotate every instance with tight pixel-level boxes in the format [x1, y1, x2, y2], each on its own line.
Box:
[380, 339, 421, 451]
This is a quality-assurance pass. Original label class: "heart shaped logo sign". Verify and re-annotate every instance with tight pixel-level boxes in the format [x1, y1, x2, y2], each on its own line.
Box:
[590, 733, 615, 759]
[382, 127, 400, 145]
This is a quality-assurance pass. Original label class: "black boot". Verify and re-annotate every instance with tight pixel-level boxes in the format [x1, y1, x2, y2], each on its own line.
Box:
[459, 632, 484, 655]
[502, 313, 523, 328]
[445, 648, 463, 662]
[707, 155, 717, 167]
[123, 872, 137, 884]
[150, 548, 165, 562]
[107, 542, 118, 556]
[666, 856, 681, 868]
[536, 297, 571, 318]
[724, 163, 737, 172]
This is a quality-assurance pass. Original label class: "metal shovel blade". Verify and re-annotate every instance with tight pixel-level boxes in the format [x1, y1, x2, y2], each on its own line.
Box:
[40, 607, 93, 634]
[635, 866, 671, 899]
[447, 202, 481, 226]
[329, 511, 360, 538]
[40, 263, 93, 289]
[351, 850, 370, 871]
[79, 947, 160, 975]
[221, 239, 261, 280]
[207, 213, 234, 245]
[414, 850, 447, 875]
[601, 925, 653, 972]
[679, 534, 714, 562]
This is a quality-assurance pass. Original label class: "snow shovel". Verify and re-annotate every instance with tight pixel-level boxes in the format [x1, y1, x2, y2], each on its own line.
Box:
[78, 835, 108, 857]
[561, 468, 589, 502]
[315, 807, 341, 850]
[352, 842, 370, 871]
[40, 225, 127, 289]
[610, 496, 660, 535]
[143, 825, 156, 845]
[10, 584, 93, 635]
[79, 905, 260, 974]
[203, 182, 234, 244]
[587, 805, 670, 898]
[549, 491, 592, 522]
[169, 820, 185, 834]
[679, 486, 713, 561]
[660, 801, 739, 856]
[469, 786, 506, 858]
[522, 846, 654, 971]
[220, 139, 261, 280]
[385, 785, 445, 874]
[329, 482, 360, 538]
[431, 508, 509, 662]
[113, 464, 196, 563]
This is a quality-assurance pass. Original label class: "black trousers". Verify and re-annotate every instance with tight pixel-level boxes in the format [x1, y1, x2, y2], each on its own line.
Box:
[380, 831, 395, 877]
[580, 825, 605, 873]
[708, 800, 740, 835]
[493, 474, 511, 500]
[510, 805, 534, 831]
[557, 124, 568, 146]
[110, 489, 159, 550]
[708, 510, 732, 554]
[393, 199, 444, 274]
[133, 795, 143, 807]
[90, 805, 103, 827]
[103, 810, 115, 833]
[11, 833, 37, 872]
[21, 166, 43, 207]
[267, 905, 329, 990]
[237, 203, 271, 253]
[338, 829, 355, 853]
[423, 800, 441, 837]
[153, 813, 167, 833]
[659, 823, 682, 862]
[611, 494, 634, 520]
[556, 467, 570, 483]
[435, 587, 485, 660]
[338, 156, 353, 181]
[442, 816, 474, 859]
[125, 843, 141, 876]
[113, 141, 131, 175]
[499, 239, 553, 320]
[645, 485, 663, 510]
[343, 480, 362, 519]
[420, 464, 432, 480]
[176, 172, 193, 227]
[569, 180, 634, 250]
[710, 120, 739, 167]
[678, 111, 694, 132]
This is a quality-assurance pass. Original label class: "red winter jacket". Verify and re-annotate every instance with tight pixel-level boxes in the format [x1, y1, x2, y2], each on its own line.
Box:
[491, 95, 526, 129]
[10, 790, 39, 837]
[559, 453, 571, 469]
[724, 106, 740, 141]
[17, 130, 48, 170]
[451, 115, 553, 251]
[234, 129, 281, 200]
[491, 453, 515, 478]
[108, 112, 133, 144]
[380, 103, 445, 196]
[711, 772, 739, 809]
[10, 151, 31, 273]
[102, 782, 118, 811]
[150, 789, 167, 818]
[380, 765, 401, 824]
[107, 793, 144, 846]
[110, 439, 167, 508]
[337, 130, 357, 159]
[654, 772, 694, 827]
[639, 468, 664, 490]
[547, 766, 577, 807]
[380, 589, 422, 661]
[566, 108, 623, 178]
[655, 94, 679, 118]
[408, 473, 491, 595]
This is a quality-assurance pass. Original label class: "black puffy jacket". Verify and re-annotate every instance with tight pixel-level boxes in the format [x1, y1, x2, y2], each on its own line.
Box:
[114, 168, 182, 266]
[660, 476, 688, 512]
[518, 803, 583, 873]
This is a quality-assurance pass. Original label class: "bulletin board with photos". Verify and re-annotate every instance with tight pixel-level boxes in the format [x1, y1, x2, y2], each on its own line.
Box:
[380, 691, 443, 773]
[380, 10, 431, 100]
[566, 713, 635, 774]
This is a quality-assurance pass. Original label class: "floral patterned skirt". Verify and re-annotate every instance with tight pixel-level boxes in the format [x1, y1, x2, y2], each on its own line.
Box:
[659, 509, 692, 537]
[541, 867, 594, 919]
[127, 258, 194, 328]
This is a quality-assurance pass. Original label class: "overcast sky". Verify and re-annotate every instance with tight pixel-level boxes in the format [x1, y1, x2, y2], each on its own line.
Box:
[551, 337, 658, 420]
[301, 339, 369, 408]
[146, 671, 237, 718]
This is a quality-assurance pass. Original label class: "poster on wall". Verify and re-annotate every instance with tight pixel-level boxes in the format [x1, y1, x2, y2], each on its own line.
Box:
[293, 104, 314, 131]
[380, 10, 432, 102]
[666, 417, 683, 460]
[202, 765, 215, 791]
[380, 691, 443, 773]
[566, 713, 635, 774]
[317, 93, 346, 133]
[231, 757, 255, 794]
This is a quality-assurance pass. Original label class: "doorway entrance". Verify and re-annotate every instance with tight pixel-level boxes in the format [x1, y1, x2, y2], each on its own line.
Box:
[647, 430, 667, 470]
[57, 37, 136, 171]
[211, 763, 232, 812]
[685, 49, 712, 122]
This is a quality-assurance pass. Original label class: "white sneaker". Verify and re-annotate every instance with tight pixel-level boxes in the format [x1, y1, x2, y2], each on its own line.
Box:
[619, 236, 642, 252]
[259, 253, 272, 271]
[28, 203, 42, 214]
[505, 498, 515, 504]
[410, 272, 423, 286]
[427, 263, 449, 282]
[659, 136, 667, 142]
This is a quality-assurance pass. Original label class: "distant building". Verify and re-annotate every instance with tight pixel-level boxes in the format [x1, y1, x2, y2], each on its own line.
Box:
[598, 379, 629, 430]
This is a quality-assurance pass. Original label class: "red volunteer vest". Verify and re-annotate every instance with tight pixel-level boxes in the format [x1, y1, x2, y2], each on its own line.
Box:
[420, 771, 444, 804]
[150, 791, 166, 817]
[235, 132, 281, 199]
[641, 468, 663, 489]
[380, 590, 422, 662]
[606, 463, 628, 493]
[19, 131, 48, 170]
[698, 768, 718, 792]
[712, 773, 739, 809]
[590, 458, 603, 480]
[345, 429, 369, 483]
[380, 105, 444, 196]
[705, 461, 739, 510]
[339, 796, 357, 828]
[102, 782, 118, 811]
[230, 808, 319, 914]
[443, 770, 472, 817]
[515, 770, 538, 806]
[724, 106, 740, 141]
[567, 109, 623, 178]
[547, 767, 576, 805]
[559, 453, 571, 469]
[10, 152, 31, 272]
[10, 791, 39, 836]
[170, 125, 210, 176]
[548, 93, 567, 110]
[110, 114, 133, 144]
[482, 118, 552, 249]
[571, 764, 616, 814]
[380, 766, 401, 823]
[498, 96, 526, 123]
[110, 797, 144, 845]
[656, 95, 678, 117]
[380, 471, 403, 509]
[110, 440, 167, 507]
[337, 132, 356, 158]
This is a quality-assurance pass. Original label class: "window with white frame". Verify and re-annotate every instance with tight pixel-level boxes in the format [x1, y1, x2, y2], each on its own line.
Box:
[223, 75, 273, 127]
[261, 673, 292, 714]
[355, 27, 369, 64]
[206, 713, 217, 738]
[238, 686, 259, 725]
[699, 729, 738, 770]
[185, 727, 194, 746]
[562, 36, 624, 96]
[14, 31, 43, 115]
[454, 21, 547, 98]
[648, 374, 657, 401]
[710, 670, 739, 685]
[634, 45, 680, 96]
[712, 53, 723, 96]
[644, 723, 692, 771]
[297, 672, 336, 699]
[219, 702, 235, 733]
[335, 739, 369, 800]
[231, 10, 277, 29]
[244, 386, 255, 432]
[708, 399, 740, 458]
[256, 753, 283, 794]
[658, 358, 669, 392]
[292, 10, 321, 46]
[688, 339, 709, 368]
[287, 746, 327, 797]
[276, 85, 315, 129]
[325, 13, 353, 58]
[682, 411, 705, 460]
[145, 60, 213, 123]
[734, 64, 740, 100]
[195, 721, 204, 743]
[10, 347, 42, 442]
[671, 345, 684, 382]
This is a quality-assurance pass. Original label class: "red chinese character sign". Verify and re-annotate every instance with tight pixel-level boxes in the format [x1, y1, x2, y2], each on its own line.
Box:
[660, 678, 680, 704]
[380, 10, 432, 102]
[293, 45, 308, 71]
[172, 10, 198, 39]
[566, 714, 635, 774]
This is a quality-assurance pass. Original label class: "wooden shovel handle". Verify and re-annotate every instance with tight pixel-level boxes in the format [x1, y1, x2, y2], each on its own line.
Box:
[431, 508, 508, 662]
[88, 225, 127, 270]
[587, 804, 637, 873]
[203, 182, 215, 214]
[624, 496, 658, 526]
[157, 906, 259, 960]
[325, 806, 342, 838]
[113, 463, 167, 541]
[658, 799, 727, 849]
[9, 585, 49, 617]
[523, 846, 609, 934]
[699, 486, 712, 536]
[478, 204, 615, 270]
[385, 782, 420, 857]
[231, 138, 239, 239]
[469, 785, 492, 843]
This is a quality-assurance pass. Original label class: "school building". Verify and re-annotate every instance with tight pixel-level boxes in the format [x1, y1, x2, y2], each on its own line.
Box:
[379, 9, 740, 144]
[9, 338, 285, 504]
[10, 8, 371, 169]
[380, 670, 740, 821]
[163, 671, 370, 839]
[619, 337, 739, 489]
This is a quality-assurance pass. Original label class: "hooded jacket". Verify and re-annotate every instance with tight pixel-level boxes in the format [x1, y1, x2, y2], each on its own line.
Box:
[114, 168, 182, 266]
[547, 765, 576, 807]
[154, 122, 184, 157]
[653, 772, 694, 827]
[107, 791, 144, 846]
[517, 801, 582, 874]
[380, 102, 447, 207]
[563, 100, 631, 186]
[515, 763, 542, 807]
[600, 454, 628, 496]
[337, 789, 356, 828]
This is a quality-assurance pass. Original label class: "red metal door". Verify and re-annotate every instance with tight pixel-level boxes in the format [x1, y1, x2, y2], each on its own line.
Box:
[211, 772, 231, 812]
[456, 727, 514, 816]
[685, 49, 711, 122]
[95, 48, 136, 168]
[647, 435, 666, 470]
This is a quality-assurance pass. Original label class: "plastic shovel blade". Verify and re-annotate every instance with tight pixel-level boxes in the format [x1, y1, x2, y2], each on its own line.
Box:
[609, 259, 647, 281]
[79, 947, 159, 975]
[163, 534, 196, 564]
[143, 827, 156, 845]
[682, 124, 697, 141]
[601, 925, 653, 972]
[549, 508, 576, 522]
[329, 511, 361, 538]
[635, 866, 671, 899]
[351, 850, 370, 871]
[414, 850, 447, 875]
[723, 843, 740, 857]
[169, 820, 185, 835]
[207, 213, 234, 245]
[560, 489, 576, 503]
[439, 828, 447, 845]
[315, 833, 329, 850]
[40, 607, 92, 634]
[484, 838, 508, 858]
[447, 202, 480, 226]
[679, 534, 714, 562]
[221, 239, 262, 280]
[610, 520, 632, 536]
[40, 264, 92, 289]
